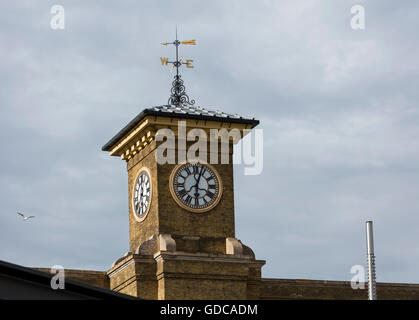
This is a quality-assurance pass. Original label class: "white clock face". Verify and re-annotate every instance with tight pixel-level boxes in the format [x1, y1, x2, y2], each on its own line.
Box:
[169, 163, 222, 213]
[133, 169, 151, 221]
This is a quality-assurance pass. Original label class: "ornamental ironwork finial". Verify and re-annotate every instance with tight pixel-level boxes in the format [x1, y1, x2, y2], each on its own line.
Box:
[160, 28, 196, 106]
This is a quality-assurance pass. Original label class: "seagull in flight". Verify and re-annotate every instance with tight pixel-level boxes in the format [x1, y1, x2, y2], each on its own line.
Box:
[17, 212, 35, 221]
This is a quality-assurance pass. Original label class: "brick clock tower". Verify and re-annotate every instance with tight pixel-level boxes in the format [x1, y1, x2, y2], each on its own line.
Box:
[101, 37, 264, 300]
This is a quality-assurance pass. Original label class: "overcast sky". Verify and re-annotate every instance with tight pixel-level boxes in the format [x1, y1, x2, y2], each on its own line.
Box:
[1, 0, 419, 284]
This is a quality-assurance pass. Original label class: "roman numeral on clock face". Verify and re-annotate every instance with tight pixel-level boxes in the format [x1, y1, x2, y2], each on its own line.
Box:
[178, 188, 187, 198]
[185, 195, 192, 204]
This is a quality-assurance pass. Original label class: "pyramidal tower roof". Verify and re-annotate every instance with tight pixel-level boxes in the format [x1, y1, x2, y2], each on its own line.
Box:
[149, 104, 255, 121]
[102, 104, 259, 152]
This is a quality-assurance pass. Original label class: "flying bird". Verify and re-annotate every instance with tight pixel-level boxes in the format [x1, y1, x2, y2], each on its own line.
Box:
[17, 212, 35, 221]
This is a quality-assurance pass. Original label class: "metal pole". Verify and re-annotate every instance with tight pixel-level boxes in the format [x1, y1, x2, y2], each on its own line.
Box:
[366, 221, 377, 300]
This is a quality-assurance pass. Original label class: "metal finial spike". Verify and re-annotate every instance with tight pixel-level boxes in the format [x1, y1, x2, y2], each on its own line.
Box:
[161, 29, 196, 106]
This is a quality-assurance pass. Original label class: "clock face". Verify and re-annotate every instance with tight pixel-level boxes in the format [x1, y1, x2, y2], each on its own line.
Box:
[132, 168, 152, 221]
[169, 163, 222, 213]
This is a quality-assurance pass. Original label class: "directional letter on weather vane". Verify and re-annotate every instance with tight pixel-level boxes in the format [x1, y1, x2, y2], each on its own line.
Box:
[160, 34, 196, 106]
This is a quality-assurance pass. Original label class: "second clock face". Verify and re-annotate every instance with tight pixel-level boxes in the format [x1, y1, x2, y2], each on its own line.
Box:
[133, 168, 151, 221]
[169, 163, 222, 213]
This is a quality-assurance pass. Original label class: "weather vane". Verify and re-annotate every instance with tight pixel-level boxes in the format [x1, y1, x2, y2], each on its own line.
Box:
[160, 29, 196, 106]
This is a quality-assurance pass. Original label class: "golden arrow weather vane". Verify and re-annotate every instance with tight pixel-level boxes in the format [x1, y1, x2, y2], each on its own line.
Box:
[160, 29, 196, 106]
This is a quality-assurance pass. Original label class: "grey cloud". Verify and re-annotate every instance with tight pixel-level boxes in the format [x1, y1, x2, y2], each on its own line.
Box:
[1, 0, 419, 282]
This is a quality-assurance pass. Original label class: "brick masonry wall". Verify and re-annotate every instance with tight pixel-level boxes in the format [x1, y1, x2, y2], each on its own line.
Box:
[126, 140, 236, 252]
[127, 141, 160, 251]
[32, 267, 419, 299]
[261, 278, 419, 300]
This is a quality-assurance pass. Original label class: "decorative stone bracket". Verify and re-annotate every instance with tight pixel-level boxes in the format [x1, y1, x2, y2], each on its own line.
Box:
[135, 234, 158, 255]
[111, 251, 132, 268]
[226, 237, 243, 255]
[159, 234, 176, 252]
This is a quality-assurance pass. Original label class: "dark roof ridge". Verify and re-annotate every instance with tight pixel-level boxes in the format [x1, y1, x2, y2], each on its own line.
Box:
[0, 260, 139, 300]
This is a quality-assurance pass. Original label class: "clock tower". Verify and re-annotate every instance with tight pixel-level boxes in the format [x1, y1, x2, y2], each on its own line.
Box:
[102, 36, 265, 300]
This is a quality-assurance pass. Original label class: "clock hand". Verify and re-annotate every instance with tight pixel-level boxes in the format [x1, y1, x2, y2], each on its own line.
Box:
[194, 166, 205, 197]
[186, 185, 195, 193]
[139, 188, 144, 204]
[197, 166, 204, 184]
[139, 184, 147, 203]
[186, 184, 204, 194]
[183, 182, 199, 195]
